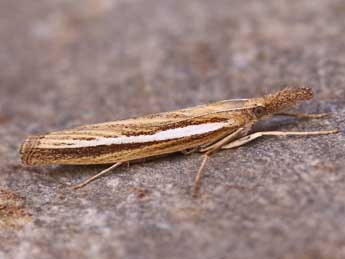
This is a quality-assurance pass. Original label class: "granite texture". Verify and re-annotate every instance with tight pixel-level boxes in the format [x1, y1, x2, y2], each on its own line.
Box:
[0, 0, 345, 258]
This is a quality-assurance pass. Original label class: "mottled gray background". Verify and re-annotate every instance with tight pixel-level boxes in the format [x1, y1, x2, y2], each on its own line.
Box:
[0, 0, 345, 258]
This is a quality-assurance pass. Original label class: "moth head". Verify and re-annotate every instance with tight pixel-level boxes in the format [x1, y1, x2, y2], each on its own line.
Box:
[263, 87, 313, 114]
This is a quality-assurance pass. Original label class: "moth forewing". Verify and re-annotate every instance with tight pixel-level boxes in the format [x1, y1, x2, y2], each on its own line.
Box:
[20, 99, 256, 166]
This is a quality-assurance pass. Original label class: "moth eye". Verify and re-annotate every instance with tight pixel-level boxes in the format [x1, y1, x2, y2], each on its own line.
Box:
[254, 106, 266, 117]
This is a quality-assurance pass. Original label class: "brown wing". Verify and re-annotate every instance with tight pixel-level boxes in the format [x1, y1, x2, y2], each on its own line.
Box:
[20, 99, 253, 165]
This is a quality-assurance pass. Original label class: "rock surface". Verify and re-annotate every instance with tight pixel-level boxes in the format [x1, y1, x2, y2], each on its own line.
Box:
[0, 0, 344, 258]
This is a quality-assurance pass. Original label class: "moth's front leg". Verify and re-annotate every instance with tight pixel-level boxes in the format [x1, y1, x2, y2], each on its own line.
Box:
[199, 126, 251, 153]
[183, 124, 246, 156]
[221, 129, 338, 150]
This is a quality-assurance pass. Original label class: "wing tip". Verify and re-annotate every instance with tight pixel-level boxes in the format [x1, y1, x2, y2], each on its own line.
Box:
[20, 135, 42, 166]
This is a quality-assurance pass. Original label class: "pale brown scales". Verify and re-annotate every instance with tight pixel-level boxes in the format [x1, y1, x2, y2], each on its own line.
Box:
[22, 127, 235, 165]
[264, 87, 313, 114]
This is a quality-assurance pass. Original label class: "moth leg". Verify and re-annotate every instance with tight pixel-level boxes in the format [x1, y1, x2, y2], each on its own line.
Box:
[73, 162, 123, 190]
[222, 129, 339, 150]
[192, 154, 210, 198]
[199, 127, 244, 153]
[192, 128, 245, 197]
[275, 112, 330, 119]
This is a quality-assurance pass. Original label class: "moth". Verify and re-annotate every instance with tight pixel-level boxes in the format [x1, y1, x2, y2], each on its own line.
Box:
[20, 87, 338, 196]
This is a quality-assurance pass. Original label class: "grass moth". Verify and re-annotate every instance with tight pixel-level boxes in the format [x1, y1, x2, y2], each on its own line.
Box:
[20, 87, 338, 196]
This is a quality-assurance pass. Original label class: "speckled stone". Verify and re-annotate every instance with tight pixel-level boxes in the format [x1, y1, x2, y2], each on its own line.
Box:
[0, 0, 345, 258]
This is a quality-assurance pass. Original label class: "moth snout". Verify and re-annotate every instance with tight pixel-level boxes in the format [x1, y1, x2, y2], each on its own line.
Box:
[265, 87, 314, 114]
